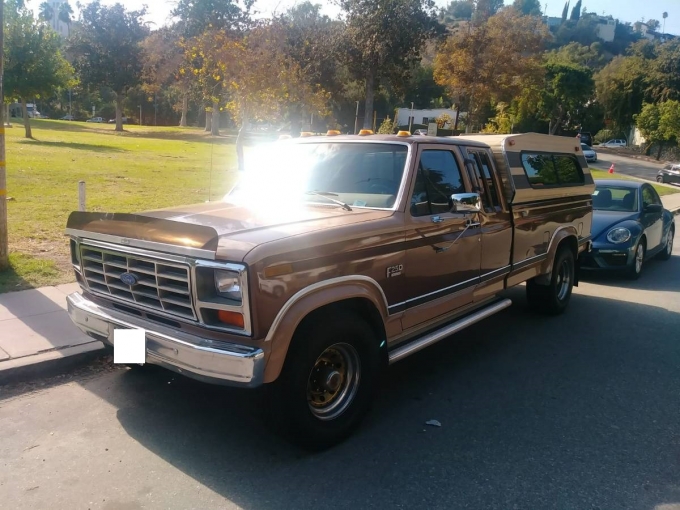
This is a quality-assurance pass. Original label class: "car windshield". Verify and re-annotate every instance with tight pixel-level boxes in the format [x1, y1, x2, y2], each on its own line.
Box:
[592, 185, 638, 212]
[581, 143, 592, 150]
[227, 142, 409, 209]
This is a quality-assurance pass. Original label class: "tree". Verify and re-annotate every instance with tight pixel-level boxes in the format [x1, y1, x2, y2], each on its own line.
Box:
[561, 1, 569, 23]
[434, 9, 548, 131]
[595, 55, 649, 133]
[648, 39, 680, 103]
[172, 0, 253, 37]
[646, 19, 660, 31]
[67, 1, 149, 132]
[38, 2, 53, 23]
[663, 12, 668, 34]
[512, 0, 542, 17]
[473, 0, 504, 23]
[439, 1, 474, 22]
[193, 23, 330, 170]
[546, 42, 605, 70]
[537, 62, 594, 134]
[570, 0, 581, 21]
[4, 0, 74, 138]
[58, 1, 74, 36]
[340, 0, 441, 130]
[635, 101, 680, 158]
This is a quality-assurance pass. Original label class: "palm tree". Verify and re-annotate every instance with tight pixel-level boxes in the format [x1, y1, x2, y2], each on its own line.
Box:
[58, 1, 74, 36]
[38, 1, 54, 23]
[663, 11, 668, 34]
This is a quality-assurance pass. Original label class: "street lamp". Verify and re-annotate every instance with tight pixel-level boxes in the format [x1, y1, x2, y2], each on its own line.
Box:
[354, 100, 360, 135]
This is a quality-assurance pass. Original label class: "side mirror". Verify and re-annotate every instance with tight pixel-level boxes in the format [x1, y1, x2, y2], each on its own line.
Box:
[644, 203, 663, 213]
[451, 193, 481, 213]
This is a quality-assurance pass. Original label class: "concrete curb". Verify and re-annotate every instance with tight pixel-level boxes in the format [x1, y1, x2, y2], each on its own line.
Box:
[0, 340, 105, 385]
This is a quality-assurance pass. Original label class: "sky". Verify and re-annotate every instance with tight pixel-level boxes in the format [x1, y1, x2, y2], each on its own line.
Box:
[26, 0, 680, 36]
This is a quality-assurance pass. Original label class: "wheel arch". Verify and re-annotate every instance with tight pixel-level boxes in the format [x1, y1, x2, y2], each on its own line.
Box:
[263, 277, 389, 383]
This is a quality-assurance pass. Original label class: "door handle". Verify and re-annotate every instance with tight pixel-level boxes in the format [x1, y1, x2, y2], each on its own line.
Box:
[466, 218, 481, 228]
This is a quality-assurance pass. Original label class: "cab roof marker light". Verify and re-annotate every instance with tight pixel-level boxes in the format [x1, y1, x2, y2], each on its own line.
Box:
[396, 130, 411, 137]
[326, 130, 341, 136]
[358, 129, 374, 136]
[278, 134, 291, 140]
[300, 132, 314, 137]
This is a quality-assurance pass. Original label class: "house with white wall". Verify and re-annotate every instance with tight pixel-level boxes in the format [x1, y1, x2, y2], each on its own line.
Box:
[395, 108, 464, 128]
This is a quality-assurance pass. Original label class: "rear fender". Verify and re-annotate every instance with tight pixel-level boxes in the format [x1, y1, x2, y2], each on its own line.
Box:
[534, 227, 579, 285]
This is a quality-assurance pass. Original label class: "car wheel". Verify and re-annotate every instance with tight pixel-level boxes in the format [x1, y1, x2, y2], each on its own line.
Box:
[526, 247, 575, 316]
[269, 311, 380, 451]
[657, 175, 665, 183]
[627, 240, 645, 280]
[658, 228, 674, 261]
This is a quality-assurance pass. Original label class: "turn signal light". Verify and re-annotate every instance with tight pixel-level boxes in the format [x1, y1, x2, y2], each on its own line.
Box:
[326, 130, 341, 136]
[217, 310, 245, 329]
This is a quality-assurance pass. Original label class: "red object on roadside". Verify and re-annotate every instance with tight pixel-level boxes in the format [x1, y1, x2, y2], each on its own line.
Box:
[608, 163, 615, 174]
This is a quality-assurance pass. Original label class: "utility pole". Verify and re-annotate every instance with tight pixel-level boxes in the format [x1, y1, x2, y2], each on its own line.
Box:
[408, 102, 414, 133]
[353, 101, 360, 135]
[0, 0, 7, 269]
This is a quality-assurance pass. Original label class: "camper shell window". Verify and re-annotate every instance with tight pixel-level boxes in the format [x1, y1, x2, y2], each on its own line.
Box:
[520, 152, 585, 188]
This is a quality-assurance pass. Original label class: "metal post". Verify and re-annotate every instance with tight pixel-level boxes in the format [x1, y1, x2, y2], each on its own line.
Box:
[373, 110, 377, 132]
[78, 181, 86, 211]
[354, 101, 359, 135]
[0, 0, 7, 269]
[139, 105, 142, 126]
[409, 102, 414, 133]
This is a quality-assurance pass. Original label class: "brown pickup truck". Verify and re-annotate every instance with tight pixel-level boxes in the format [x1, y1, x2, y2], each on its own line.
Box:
[65, 131, 594, 449]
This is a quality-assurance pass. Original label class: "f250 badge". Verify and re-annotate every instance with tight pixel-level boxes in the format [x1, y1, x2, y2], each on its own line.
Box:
[386, 264, 404, 278]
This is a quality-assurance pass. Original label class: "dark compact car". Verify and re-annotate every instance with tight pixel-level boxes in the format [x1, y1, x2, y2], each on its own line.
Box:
[657, 163, 680, 184]
[579, 179, 675, 279]
[579, 132, 593, 147]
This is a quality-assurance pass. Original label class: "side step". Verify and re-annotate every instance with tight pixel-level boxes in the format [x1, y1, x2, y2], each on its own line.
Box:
[388, 298, 513, 364]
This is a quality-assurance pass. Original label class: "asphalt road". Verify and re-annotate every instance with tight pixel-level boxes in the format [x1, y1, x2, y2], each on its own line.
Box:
[1, 236, 680, 510]
[589, 151, 670, 183]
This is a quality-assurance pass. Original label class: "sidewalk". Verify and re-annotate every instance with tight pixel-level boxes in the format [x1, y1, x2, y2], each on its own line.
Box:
[0, 283, 104, 383]
[1, 196, 679, 384]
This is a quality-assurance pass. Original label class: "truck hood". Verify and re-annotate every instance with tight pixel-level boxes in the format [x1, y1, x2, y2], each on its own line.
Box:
[66, 201, 394, 261]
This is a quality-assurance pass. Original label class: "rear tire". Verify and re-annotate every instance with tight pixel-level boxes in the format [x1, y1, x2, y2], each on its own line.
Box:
[526, 247, 575, 316]
[657, 175, 665, 183]
[269, 311, 380, 451]
[658, 228, 674, 261]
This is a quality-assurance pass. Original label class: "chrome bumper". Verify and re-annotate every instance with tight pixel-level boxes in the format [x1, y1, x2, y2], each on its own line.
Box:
[66, 292, 265, 387]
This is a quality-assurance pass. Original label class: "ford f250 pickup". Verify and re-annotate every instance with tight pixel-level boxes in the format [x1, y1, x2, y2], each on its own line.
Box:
[65, 131, 594, 449]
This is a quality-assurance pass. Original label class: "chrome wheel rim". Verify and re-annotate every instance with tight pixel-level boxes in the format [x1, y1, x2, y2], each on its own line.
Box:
[307, 343, 361, 421]
[635, 244, 644, 273]
[555, 259, 572, 301]
[668, 231, 674, 256]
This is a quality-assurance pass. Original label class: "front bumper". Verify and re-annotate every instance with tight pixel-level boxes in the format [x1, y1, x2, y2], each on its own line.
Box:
[578, 243, 635, 271]
[66, 292, 265, 387]
[585, 154, 597, 162]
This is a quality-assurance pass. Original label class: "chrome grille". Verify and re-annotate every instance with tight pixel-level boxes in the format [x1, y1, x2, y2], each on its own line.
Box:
[80, 245, 196, 320]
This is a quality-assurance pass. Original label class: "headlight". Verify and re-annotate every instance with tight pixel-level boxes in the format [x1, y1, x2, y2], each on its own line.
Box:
[214, 270, 242, 302]
[606, 227, 632, 244]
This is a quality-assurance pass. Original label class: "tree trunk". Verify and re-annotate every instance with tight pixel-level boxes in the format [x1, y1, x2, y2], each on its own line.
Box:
[204, 106, 212, 132]
[235, 108, 247, 172]
[362, 70, 375, 130]
[211, 100, 220, 136]
[21, 99, 32, 139]
[656, 141, 663, 160]
[179, 91, 188, 127]
[453, 107, 460, 131]
[115, 92, 124, 132]
[549, 112, 563, 135]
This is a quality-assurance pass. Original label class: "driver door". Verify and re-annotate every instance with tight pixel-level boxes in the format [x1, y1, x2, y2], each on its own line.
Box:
[400, 146, 482, 330]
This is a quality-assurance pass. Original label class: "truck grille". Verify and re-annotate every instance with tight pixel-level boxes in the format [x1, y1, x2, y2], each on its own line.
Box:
[80, 245, 196, 320]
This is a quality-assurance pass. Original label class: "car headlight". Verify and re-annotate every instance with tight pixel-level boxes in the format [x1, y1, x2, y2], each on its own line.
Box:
[214, 270, 242, 302]
[606, 227, 632, 244]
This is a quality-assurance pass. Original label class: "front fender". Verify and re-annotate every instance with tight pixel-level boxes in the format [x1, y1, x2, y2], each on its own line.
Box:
[262, 276, 389, 383]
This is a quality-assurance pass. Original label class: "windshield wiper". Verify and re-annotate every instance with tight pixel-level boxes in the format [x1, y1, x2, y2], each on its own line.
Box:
[305, 191, 352, 211]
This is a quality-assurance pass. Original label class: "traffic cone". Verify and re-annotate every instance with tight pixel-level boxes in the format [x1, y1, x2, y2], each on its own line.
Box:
[608, 163, 615, 174]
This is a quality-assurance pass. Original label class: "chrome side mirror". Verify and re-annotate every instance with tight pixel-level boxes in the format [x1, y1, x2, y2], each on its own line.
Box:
[451, 193, 481, 213]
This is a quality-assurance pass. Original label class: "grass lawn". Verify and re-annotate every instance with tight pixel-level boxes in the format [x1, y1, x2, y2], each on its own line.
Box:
[590, 169, 680, 196]
[2, 119, 238, 292]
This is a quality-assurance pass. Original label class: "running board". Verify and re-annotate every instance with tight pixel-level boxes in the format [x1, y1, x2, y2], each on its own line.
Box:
[388, 299, 513, 364]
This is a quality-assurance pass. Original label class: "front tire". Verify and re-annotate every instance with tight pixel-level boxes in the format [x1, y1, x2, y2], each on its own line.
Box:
[627, 240, 645, 279]
[270, 311, 380, 451]
[526, 247, 575, 315]
[658, 228, 674, 261]
[657, 175, 665, 183]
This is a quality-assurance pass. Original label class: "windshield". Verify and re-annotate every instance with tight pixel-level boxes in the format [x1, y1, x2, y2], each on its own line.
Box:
[592, 185, 638, 212]
[227, 142, 409, 209]
[581, 143, 592, 150]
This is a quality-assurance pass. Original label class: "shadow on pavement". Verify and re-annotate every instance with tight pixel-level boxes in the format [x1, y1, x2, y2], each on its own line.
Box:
[73, 284, 680, 510]
[581, 252, 680, 292]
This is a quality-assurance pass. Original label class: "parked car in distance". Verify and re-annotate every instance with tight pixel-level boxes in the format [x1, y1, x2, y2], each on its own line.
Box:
[413, 129, 428, 135]
[65, 132, 594, 449]
[579, 180, 675, 279]
[86, 117, 104, 123]
[108, 117, 129, 124]
[657, 163, 680, 184]
[579, 132, 593, 146]
[599, 139, 627, 148]
[581, 143, 597, 163]
[60, 114, 76, 121]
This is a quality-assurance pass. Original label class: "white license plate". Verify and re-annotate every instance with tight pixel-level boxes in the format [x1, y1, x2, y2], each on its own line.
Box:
[113, 328, 146, 364]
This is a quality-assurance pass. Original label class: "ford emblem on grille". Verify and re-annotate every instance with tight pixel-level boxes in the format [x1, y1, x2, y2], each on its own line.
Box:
[120, 272, 138, 286]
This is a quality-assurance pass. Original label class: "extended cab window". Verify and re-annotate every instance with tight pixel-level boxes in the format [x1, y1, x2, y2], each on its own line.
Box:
[521, 153, 584, 187]
[411, 150, 465, 217]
